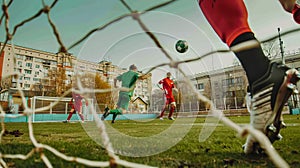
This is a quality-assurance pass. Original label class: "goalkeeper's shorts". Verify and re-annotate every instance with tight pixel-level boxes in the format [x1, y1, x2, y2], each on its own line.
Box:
[117, 92, 131, 111]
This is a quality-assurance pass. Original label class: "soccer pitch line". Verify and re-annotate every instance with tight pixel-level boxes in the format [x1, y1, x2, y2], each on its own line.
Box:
[103, 122, 300, 127]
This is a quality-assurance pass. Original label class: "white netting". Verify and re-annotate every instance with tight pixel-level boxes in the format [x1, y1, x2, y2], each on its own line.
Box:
[30, 96, 94, 122]
[1, 0, 299, 167]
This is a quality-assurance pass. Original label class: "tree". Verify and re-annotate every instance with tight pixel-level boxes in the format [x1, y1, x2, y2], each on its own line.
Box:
[0, 75, 12, 92]
[261, 39, 281, 60]
[47, 67, 67, 97]
[73, 73, 113, 111]
[94, 73, 113, 110]
[0, 75, 12, 111]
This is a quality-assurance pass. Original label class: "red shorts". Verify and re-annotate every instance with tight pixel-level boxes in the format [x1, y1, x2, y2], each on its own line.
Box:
[199, 0, 252, 46]
[165, 96, 175, 105]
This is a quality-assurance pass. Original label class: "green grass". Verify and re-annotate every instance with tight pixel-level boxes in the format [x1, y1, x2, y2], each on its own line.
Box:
[1, 114, 300, 168]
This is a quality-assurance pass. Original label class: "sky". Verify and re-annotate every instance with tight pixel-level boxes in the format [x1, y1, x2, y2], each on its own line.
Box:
[1, 0, 300, 84]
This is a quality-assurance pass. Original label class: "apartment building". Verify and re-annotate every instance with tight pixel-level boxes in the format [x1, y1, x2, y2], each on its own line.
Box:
[191, 53, 300, 110]
[0, 42, 152, 112]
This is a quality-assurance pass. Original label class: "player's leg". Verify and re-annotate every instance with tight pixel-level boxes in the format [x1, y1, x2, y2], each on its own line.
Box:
[199, 0, 300, 153]
[63, 108, 75, 123]
[78, 110, 85, 123]
[109, 108, 122, 123]
[111, 113, 117, 124]
[159, 105, 166, 118]
[199, 0, 270, 88]
[159, 97, 169, 120]
[168, 105, 175, 120]
[241, 61, 300, 153]
[101, 107, 110, 120]
[159, 104, 167, 120]
[168, 98, 176, 120]
[199, 0, 251, 46]
[111, 93, 128, 123]
[102, 93, 123, 122]
[226, 8, 300, 154]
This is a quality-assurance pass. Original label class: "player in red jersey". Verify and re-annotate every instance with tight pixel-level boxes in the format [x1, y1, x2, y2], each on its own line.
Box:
[158, 72, 177, 120]
[198, 0, 300, 154]
[63, 93, 88, 123]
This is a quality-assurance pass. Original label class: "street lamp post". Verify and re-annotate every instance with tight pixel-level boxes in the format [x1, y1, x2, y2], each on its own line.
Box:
[278, 27, 285, 65]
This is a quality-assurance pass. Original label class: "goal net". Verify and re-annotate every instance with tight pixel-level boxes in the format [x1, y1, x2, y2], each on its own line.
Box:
[30, 96, 94, 122]
[1, 0, 298, 167]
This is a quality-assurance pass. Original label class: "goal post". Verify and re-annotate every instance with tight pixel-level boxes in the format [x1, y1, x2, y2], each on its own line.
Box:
[30, 96, 94, 122]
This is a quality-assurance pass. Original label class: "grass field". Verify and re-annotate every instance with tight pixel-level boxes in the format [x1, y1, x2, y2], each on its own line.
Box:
[1, 114, 300, 168]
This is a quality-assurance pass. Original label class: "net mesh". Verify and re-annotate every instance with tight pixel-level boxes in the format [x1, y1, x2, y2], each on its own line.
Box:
[1, 0, 299, 167]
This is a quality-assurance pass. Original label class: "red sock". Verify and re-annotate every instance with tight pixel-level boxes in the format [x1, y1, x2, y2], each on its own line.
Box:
[168, 106, 175, 118]
[160, 109, 165, 117]
[79, 114, 84, 121]
[67, 113, 73, 120]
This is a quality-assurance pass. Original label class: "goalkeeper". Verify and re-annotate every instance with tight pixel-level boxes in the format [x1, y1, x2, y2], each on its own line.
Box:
[63, 93, 88, 123]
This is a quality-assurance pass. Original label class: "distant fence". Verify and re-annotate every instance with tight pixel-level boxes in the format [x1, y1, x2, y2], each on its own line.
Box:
[3, 113, 158, 123]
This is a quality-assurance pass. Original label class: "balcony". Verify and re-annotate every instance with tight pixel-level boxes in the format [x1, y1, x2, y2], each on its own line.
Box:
[42, 62, 51, 66]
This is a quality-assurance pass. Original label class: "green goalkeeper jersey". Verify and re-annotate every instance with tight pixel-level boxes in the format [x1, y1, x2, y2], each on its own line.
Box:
[116, 70, 139, 97]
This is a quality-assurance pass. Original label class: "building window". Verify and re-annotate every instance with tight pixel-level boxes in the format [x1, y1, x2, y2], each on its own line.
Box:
[25, 56, 33, 61]
[25, 69, 32, 74]
[195, 83, 204, 90]
[63, 62, 71, 66]
[235, 77, 244, 85]
[24, 77, 30, 81]
[223, 78, 234, 86]
[15, 54, 24, 60]
[35, 64, 40, 68]
[33, 78, 40, 82]
[24, 84, 31, 88]
[35, 58, 44, 63]
[224, 91, 235, 97]
[25, 62, 32, 68]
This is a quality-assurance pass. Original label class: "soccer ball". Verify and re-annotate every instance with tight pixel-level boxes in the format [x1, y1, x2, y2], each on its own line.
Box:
[175, 40, 188, 53]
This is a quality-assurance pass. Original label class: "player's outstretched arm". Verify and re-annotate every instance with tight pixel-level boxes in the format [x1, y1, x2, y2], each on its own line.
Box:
[138, 73, 151, 80]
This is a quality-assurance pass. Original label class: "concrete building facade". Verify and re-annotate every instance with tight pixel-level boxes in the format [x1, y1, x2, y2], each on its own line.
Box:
[191, 53, 300, 110]
[0, 42, 152, 113]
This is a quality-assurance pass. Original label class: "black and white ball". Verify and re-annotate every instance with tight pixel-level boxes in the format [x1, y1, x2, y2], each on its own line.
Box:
[175, 40, 188, 53]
